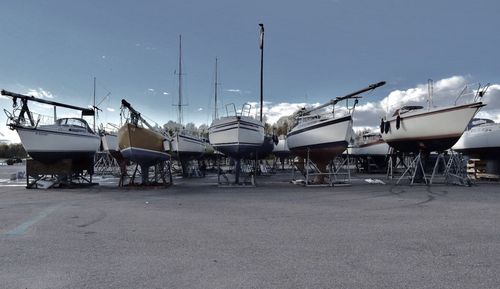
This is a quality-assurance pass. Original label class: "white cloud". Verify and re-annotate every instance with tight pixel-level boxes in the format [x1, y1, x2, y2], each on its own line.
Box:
[163, 92, 169, 95]
[106, 107, 115, 112]
[0, 128, 20, 143]
[148, 88, 155, 92]
[248, 101, 319, 124]
[197, 108, 203, 111]
[134, 42, 156, 51]
[379, 75, 470, 112]
[225, 89, 241, 93]
[27, 88, 55, 99]
[355, 76, 499, 132]
[255, 76, 500, 136]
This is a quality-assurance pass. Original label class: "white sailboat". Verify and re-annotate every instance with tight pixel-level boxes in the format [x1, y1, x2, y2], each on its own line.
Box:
[210, 24, 269, 161]
[452, 118, 500, 160]
[348, 132, 389, 157]
[1, 90, 100, 164]
[287, 82, 386, 169]
[208, 64, 265, 184]
[272, 137, 290, 159]
[209, 25, 268, 183]
[209, 103, 265, 159]
[99, 123, 119, 152]
[170, 35, 206, 161]
[380, 82, 488, 153]
[208, 58, 265, 159]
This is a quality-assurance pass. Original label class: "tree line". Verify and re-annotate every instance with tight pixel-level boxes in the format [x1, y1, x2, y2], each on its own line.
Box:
[0, 143, 27, 159]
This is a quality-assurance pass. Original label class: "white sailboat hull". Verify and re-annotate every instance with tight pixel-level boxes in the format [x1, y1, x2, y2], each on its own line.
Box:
[208, 116, 265, 159]
[101, 133, 118, 152]
[171, 132, 207, 160]
[452, 123, 500, 159]
[273, 139, 290, 158]
[381, 102, 484, 152]
[15, 126, 100, 163]
[286, 115, 352, 162]
[348, 141, 389, 156]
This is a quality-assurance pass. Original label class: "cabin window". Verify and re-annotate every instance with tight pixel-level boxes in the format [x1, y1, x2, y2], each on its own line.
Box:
[57, 118, 93, 133]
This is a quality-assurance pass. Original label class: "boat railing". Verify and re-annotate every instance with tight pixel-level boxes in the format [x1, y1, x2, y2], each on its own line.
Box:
[225, 103, 237, 117]
[241, 103, 252, 117]
[4, 108, 54, 128]
[225, 103, 253, 117]
[455, 83, 490, 105]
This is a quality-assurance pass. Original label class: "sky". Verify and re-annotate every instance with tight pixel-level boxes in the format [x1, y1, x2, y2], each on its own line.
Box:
[0, 0, 499, 142]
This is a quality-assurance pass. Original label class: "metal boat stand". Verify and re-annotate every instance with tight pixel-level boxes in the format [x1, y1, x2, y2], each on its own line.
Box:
[94, 151, 120, 176]
[119, 160, 173, 187]
[216, 156, 256, 187]
[393, 150, 470, 186]
[330, 154, 352, 185]
[185, 160, 203, 177]
[430, 151, 471, 186]
[386, 147, 409, 179]
[292, 148, 351, 187]
[395, 152, 428, 185]
[172, 160, 203, 178]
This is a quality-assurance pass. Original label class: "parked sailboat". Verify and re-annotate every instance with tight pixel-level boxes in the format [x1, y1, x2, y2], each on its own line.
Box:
[209, 103, 265, 159]
[101, 131, 118, 152]
[273, 137, 290, 159]
[118, 99, 170, 166]
[98, 124, 125, 166]
[348, 132, 389, 157]
[287, 81, 386, 170]
[452, 118, 500, 160]
[380, 82, 488, 153]
[170, 35, 207, 161]
[348, 132, 389, 172]
[1, 89, 100, 164]
[208, 57, 265, 159]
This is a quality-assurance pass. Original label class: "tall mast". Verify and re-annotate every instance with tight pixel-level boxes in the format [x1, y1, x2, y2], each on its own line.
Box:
[177, 35, 183, 125]
[259, 23, 264, 122]
[93, 76, 96, 131]
[214, 57, 218, 120]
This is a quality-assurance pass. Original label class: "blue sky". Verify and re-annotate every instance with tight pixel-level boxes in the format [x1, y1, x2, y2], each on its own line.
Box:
[1, 0, 499, 142]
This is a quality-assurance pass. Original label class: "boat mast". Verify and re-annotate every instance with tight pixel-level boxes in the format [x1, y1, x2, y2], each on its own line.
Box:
[177, 34, 183, 126]
[259, 23, 264, 122]
[427, 79, 433, 110]
[300, 81, 386, 116]
[1, 90, 95, 115]
[214, 57, 218, 120]
[93, 76, 96, 131]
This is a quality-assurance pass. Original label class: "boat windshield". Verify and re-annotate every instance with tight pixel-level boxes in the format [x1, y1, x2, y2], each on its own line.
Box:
[392, 105, 423, 116]
[56, 118, 93, 133]
[467, 118, 495, 130]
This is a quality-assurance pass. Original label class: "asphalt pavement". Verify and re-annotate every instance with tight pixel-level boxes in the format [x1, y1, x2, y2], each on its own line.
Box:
[1, 170, 499, 289]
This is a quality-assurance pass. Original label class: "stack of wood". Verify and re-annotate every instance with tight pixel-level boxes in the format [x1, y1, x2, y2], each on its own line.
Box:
[467, 159, 499, 180]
